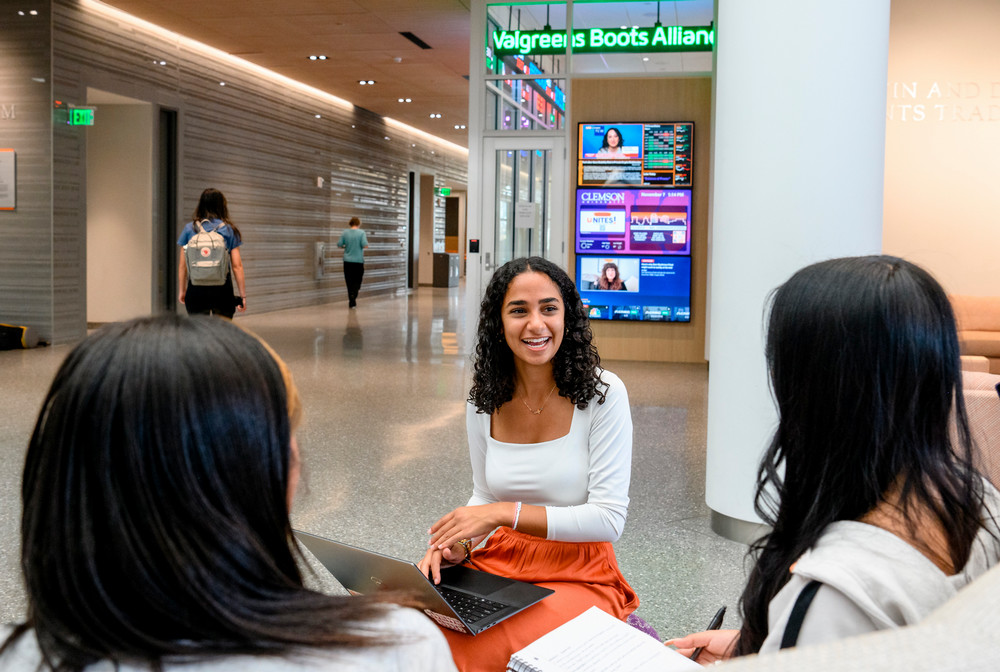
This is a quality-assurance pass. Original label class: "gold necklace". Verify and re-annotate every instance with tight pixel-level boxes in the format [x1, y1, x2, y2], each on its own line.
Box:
[520, 383, 557, 415]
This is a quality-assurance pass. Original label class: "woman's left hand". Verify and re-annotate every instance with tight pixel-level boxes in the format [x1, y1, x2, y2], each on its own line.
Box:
[428, 503, 507, 551]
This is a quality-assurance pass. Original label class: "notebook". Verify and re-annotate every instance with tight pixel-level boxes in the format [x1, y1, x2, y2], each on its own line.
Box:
[507, 606, 701, 672]
[293, 529, 553, 635]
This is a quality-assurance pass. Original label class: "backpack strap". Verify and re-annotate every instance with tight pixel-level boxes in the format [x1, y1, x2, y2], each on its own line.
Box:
[194, 218, 214, 233]
[779, 580, 822, 649]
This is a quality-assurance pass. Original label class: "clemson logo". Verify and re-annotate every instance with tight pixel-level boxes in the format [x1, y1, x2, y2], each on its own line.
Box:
[200, 247, 211, 257]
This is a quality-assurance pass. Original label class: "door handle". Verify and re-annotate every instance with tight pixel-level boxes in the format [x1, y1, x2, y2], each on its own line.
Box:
[484, 252, 492, 272]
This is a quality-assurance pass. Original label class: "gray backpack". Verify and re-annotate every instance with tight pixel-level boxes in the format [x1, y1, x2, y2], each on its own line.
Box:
[185, 219, 230, 286]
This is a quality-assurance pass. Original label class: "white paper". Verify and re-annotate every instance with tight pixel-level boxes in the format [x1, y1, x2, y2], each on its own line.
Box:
[515, 201, 538, 229]
[508, 607, 700, 672]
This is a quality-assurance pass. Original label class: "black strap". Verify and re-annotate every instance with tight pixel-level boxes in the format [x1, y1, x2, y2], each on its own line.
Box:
[779, 580, 822, 649]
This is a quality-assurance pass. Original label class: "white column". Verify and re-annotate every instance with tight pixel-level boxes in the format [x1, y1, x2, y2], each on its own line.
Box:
[705, 1, 891, 537]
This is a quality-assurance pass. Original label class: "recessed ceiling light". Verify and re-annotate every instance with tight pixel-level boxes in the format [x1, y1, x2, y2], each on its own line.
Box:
[308, 55, 328, 61]
[397, 98, 412, 103]
[158, 60, 166, 66]
[219, 81, 226, 86]
[454, 124, 466, 130]
[429, 113, 441, 119]
[29, 10, 38, 15]
[315, 114, 322, 119]
[358, 80, 375, 85]
[642, 57, 650, 62]
[384, 136, 390, 140]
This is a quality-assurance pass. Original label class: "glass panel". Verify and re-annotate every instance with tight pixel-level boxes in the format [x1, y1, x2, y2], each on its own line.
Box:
[569, 1, 715, 75]
[485, 78, 566, 131]
[535, 149, 550, 256]
[495, 149, 515, 267]
[495, 147, 552, 265]
[514, 150, 532, 259]
[486, 3, 568, 76]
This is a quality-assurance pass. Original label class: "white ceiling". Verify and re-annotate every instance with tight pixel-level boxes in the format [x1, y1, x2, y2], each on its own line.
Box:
[94, 1, 715, 148]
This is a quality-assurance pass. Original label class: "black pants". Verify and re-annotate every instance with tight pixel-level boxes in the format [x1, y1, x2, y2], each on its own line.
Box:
[343, 262, 364, 306]
[185, 274, 237, 318]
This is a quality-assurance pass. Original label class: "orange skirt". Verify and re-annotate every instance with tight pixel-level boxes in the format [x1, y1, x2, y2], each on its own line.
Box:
[441, 527, 638, 672]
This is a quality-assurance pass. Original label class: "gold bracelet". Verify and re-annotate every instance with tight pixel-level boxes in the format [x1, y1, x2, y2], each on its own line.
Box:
[458, 538, 473, 559]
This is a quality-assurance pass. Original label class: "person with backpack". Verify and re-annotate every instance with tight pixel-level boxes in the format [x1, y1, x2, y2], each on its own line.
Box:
[337, 216, 369, 308]
[178, 188, 247, 318]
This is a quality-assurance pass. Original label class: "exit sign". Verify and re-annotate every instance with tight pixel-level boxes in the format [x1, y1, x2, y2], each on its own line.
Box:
[438, 187, 452, 196]
[69, 108, 95, 126]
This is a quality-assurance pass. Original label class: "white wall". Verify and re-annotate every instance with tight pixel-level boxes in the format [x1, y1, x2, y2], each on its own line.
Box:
[883, 0, 1000, 296]
[86, 103, 154, 323]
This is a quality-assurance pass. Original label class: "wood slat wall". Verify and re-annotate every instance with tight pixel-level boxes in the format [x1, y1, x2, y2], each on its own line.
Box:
[5, 0, 467, 343]
[570, 77, 711, 363]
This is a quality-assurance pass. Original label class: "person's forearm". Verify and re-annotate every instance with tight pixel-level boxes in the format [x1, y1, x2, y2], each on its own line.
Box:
[233, 264, 246, 298]
[178, 257, 187, 295]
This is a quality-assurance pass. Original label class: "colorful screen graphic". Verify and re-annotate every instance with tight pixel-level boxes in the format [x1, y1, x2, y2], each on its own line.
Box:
[578, 122, 693, 187]
[576, 188, 691, 256]
[577, 255, 692, 322]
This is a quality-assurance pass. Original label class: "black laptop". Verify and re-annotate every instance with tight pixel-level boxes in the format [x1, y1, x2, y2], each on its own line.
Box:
[293, 530, 553, 635]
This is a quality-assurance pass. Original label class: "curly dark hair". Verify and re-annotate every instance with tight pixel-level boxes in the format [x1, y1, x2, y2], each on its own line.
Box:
[469, 257, 606, 414]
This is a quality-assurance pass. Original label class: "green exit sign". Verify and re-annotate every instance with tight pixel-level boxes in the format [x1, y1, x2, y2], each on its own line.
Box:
[438, 187, 452, 196]
[69, 108, 95, 126]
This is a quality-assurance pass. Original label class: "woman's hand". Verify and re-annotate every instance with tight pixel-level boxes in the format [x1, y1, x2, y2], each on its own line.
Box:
[663, 629, 739, 666]
[428, 503, 507, 552]
[417, 544, 467, 585]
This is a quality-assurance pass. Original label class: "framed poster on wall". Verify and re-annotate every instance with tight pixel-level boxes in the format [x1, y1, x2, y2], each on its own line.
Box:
[0, 149, 15, 210]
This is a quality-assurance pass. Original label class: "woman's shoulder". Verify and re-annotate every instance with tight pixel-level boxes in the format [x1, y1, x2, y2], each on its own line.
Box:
[596, 369, 626, 396]
[0, 608, 455, 672]
[0, 626, 42, 671]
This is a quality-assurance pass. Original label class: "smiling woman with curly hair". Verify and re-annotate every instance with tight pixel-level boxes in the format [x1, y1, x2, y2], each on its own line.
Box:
[417, 257, 637, 672]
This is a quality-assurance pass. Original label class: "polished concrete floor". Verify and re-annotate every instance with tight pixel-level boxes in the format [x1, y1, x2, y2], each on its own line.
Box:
[0, 285, 748, 639]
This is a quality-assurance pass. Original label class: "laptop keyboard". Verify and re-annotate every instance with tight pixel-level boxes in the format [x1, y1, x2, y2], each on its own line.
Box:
[438, 586, 507, 623]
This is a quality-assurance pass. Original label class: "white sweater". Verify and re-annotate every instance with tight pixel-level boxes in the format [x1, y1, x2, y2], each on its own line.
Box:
[760, 480, 1000, 653]
[0, 605, 458, 672]
[466, 370, 632, 542]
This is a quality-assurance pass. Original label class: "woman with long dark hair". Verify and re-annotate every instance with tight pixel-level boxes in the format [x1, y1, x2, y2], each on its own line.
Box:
[417, 257, 637, 671]
[0, 315, 456, 671]
[668, 256, 1000, 661]
[596, 261, 626, 290]
[178, 188, 247, 317]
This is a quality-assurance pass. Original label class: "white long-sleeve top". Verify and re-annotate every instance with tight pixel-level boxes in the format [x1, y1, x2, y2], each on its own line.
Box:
[465, 370, 632, 542]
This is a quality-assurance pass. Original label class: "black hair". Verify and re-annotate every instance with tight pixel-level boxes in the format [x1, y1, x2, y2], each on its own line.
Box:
[601, 127, 623, 150]
[3, 315, 392, 670]
[735, 255, 987, 655]
[469, 256, 605, 414]
[193, 188, 242, 241]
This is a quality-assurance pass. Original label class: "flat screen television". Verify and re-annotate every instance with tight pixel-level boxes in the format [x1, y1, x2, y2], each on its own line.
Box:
[577, 121, 693, 187]
[576, 187, 691, 256]
[576, 254, 691, 322]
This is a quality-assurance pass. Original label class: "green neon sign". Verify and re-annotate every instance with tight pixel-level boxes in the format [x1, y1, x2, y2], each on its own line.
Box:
[491, 25, 714, 56]
[69, 108, 95, 126]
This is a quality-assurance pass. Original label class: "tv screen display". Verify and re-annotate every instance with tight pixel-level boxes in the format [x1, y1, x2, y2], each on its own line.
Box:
[577, 255, 691, 322]
[576, 188, 691, 256]
[578, 122, 693, 187]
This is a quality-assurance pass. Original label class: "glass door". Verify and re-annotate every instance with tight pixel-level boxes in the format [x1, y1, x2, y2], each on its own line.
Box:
[480, 136, 566, 288]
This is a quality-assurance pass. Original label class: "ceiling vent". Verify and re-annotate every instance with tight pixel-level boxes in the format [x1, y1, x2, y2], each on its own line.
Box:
[399, 31, 432, 49]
